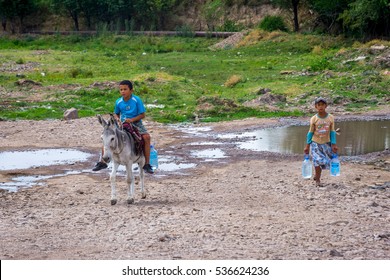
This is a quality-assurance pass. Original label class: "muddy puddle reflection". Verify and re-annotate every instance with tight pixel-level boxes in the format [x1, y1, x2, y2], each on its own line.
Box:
[0, 149, 93, 192]
[220, 120, 390, 156]
[0, 148, 199, 192]
[0, 149, 92, 171]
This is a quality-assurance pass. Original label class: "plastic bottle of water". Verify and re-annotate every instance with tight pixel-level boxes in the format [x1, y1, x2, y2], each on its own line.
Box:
[330, 153, 340, 176]
[149, 144, 158, 171]
[302, 154, 313, 179]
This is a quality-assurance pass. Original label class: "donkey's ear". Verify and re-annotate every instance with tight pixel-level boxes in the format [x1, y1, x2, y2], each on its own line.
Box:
[97, 114, 107, 126]
[109, 113, 116, 126]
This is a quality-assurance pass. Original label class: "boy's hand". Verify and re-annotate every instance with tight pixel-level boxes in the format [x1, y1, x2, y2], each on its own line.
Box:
[331, 144, 338, 153]
[304, 144, 310, 154]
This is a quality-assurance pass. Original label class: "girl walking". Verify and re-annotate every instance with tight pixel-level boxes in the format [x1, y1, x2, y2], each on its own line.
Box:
[304, 97, 338, 186]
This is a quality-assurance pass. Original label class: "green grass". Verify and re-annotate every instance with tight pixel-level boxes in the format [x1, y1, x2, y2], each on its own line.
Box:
[0, 32, 388, 123]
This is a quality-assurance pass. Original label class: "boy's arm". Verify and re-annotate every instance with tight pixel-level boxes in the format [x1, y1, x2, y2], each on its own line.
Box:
[124, 112, 145, 124]
[114, 113, 121, 123]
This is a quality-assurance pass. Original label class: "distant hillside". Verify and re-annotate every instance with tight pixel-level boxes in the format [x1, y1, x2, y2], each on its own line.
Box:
[31, 2, 286, 33]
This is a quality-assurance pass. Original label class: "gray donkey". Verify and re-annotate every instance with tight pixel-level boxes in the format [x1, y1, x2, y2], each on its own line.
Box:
[98, 114, 146, 205]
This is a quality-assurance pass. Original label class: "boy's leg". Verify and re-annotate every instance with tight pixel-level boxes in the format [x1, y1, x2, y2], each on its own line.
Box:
[143, 133, 151, 164]
[92, 147, 108, 171]
[142, 133, 153, 174]
[132, 122, 153, 174]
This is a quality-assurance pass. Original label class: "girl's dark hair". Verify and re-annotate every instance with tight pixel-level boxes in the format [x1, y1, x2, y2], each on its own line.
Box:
[119, 80, 133, 89]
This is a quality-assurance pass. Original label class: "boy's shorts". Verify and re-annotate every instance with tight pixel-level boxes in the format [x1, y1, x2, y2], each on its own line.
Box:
[310, 142, 332, 169]
[133, 121, 148, 135]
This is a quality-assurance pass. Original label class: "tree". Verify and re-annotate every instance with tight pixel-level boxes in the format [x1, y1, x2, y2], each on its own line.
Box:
[307, 0, 350, 33]
[0, 0, 37, 33]
[132, 0, 175, 30]
[78, 0, 97, 29]
[339, 0, 390, 38]
[270, 0, 302, 32]
[201, 0, 224, 31]
[52, 0, 82, 31]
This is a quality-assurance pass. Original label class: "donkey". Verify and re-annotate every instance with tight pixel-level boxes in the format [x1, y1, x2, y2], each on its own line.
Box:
[97, 114, 146, 205]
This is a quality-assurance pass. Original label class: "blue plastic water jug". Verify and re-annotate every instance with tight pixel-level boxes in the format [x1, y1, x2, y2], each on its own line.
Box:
[302, 154, 312, 179]
[330, 153, 340, 176]
[150, 145, 158, 171]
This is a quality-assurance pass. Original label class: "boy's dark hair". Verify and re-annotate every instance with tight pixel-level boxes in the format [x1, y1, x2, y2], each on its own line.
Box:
[314, 97, 327, 104]
[119, 80, 133, 89]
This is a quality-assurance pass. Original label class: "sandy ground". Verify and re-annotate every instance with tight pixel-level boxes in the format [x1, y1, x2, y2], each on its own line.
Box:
[0, 109, 389, 260]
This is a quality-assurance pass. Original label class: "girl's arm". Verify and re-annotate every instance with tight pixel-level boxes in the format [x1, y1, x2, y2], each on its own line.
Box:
[304, 118, 315, 154]
[330, 116, 338, 153]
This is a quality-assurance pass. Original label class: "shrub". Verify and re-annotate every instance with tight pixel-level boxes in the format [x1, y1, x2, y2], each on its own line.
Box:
[68, 68, 93, 78]
[308, 57, 331, 71]
[259, 16, 288, 32]
[16, 58, 25, 64]
[217, 20, 243, 32]
[176, 25, 195, 37]
[312, 45, 323, 55]
[224, 75, 244, 87]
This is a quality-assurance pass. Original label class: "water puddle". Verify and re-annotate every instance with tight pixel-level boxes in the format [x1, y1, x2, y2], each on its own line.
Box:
[0, 148, 93, 171]
[114, 157, 197, 174]
[158, 156, 197, 172]
[174, 125, 212, 136]
[188, 141, 223, 146]
[0, 148, 198, 191]
[220, 120, 390, 156]
[0, 149, 92, 192]
[0, 171, 81, 192]
[0, 148, 93, 192]
[192, 148, 227, 161]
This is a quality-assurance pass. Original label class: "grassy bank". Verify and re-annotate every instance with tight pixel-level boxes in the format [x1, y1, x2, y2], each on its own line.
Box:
[0, 32, 389, 123]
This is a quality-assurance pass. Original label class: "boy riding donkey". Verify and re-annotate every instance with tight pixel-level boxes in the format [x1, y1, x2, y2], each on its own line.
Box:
[93, 80, 154, 174]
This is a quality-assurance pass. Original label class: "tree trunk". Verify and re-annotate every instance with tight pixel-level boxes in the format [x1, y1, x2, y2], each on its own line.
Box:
[1, 17, 6, 31]
[71, 13, 79, 31]
[20, 16, 25, 33]
[292, 0, 299, 32]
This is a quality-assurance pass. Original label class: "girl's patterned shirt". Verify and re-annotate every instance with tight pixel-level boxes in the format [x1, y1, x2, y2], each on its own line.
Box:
[309, 113, 335, 144]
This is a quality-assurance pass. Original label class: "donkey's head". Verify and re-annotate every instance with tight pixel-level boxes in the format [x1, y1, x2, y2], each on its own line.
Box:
[97, 114, 118, 163]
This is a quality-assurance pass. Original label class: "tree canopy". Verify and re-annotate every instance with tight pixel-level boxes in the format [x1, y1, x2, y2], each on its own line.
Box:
[0, 0, 389, 38]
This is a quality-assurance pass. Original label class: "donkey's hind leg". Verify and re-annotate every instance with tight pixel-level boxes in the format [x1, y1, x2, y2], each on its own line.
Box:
[110, 162, 119, 205]
[125, 163, 135, 204]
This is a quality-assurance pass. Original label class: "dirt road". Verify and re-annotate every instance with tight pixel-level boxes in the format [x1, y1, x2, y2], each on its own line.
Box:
[0, 110, 389, 260]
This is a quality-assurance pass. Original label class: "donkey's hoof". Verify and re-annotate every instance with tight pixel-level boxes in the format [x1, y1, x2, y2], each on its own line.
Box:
[110, 199, 117, 205]
[127, 198, 134, 204]
[141, 193, 147, 199]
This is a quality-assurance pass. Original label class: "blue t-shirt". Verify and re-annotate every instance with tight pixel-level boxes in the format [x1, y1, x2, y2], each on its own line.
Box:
[114, 94, 146, 123]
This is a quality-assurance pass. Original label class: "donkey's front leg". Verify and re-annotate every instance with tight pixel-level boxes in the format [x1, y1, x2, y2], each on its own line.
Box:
[110, 162, 119, 205]
[139, 163, 146, 199]
[125, 163, 135, 204]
